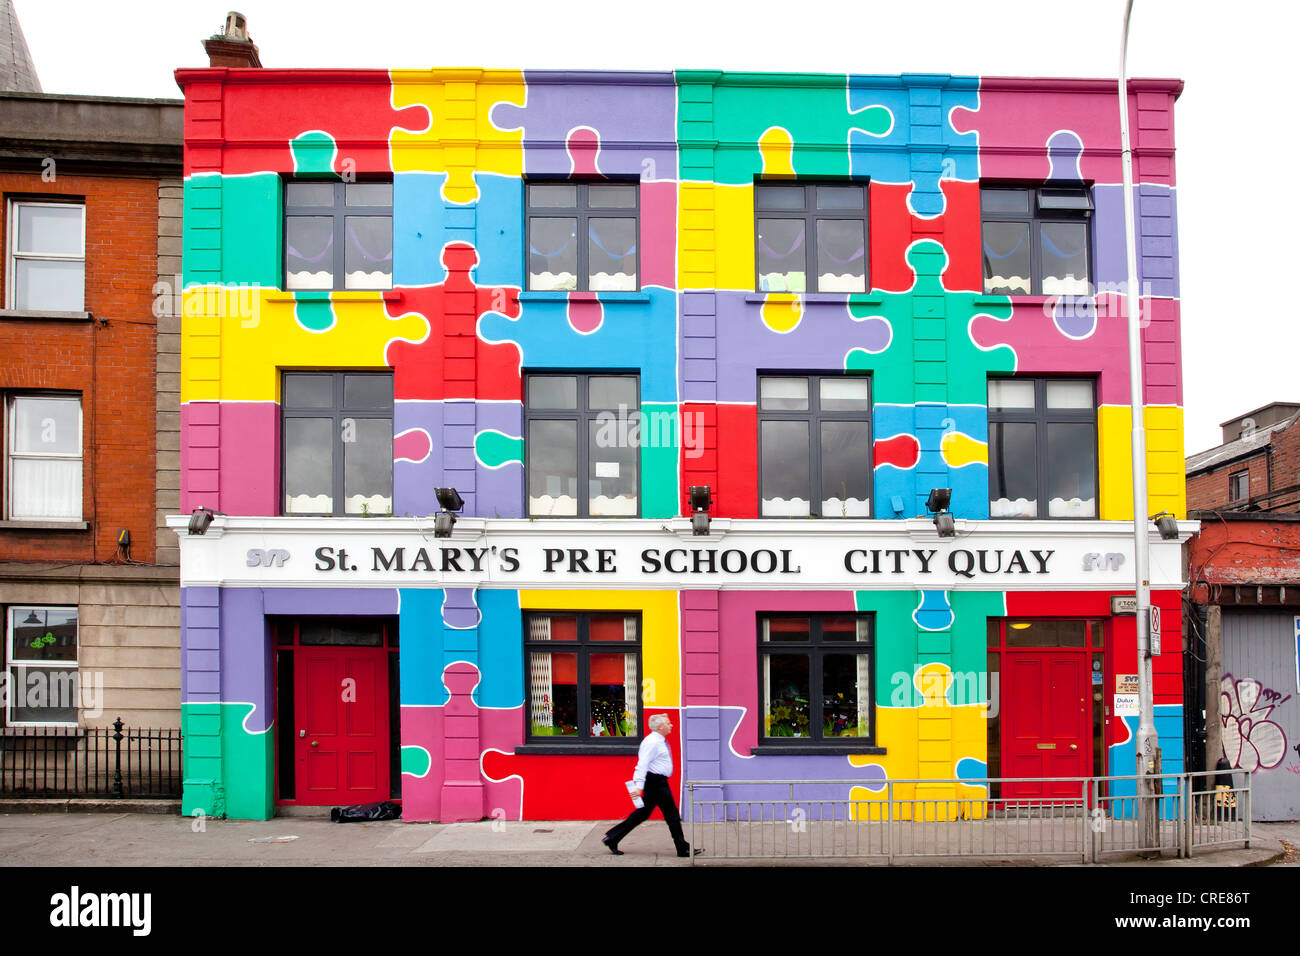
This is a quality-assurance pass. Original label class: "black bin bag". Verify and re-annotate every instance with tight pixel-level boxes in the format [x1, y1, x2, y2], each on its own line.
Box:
[330, 800, 402, 823]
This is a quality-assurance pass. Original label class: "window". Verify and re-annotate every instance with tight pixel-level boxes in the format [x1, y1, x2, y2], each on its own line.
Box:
[281, 372, 392, 516]
[760, 613, 874, 745]
[6, 606, 79, 725]
[525, 373, 639, 517]
[284, 181, 392, 291]
[1228, 471, 1249, 504]
[526, 612, 641, 743]
[5, 394, 82, 520]
[758, 374, 871, 517]
[988, 378, 1097, 518]
[526, 182, 638, 291]
[6, 200, 85, 311]
[981, 185, 1093, 296]
[755, 183, 867, 293]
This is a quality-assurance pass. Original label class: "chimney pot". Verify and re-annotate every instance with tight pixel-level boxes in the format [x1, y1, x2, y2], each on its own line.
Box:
[203, 11, 261, 68]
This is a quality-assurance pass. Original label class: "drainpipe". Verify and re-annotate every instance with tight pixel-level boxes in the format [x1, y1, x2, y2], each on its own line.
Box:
[1119, 0, 1160, 852]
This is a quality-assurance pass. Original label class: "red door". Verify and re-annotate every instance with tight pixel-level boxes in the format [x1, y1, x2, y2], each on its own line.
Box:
[1001, 651, 1090, 800]
[293, 645, 390, 805]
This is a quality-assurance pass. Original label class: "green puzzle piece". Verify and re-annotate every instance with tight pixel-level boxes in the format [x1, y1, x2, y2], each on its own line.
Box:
[845, 240, 1015, 406]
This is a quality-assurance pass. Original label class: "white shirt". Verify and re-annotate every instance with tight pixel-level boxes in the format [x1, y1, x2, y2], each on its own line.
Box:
[632, 730, 672, 788]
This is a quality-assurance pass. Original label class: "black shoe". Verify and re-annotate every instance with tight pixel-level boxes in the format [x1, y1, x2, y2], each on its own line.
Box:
[602, 835, 624, 855]
[677, 847, 703, 857]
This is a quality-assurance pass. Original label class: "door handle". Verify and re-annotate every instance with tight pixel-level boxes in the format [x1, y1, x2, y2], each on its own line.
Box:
[1070, 744, 1078, 750]
[311, 740, 318, 747]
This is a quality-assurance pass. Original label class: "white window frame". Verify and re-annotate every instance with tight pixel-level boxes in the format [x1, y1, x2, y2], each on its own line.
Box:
[5, 200, 87, 312]
[5, 393, 84, 521]
[5, 605, 80, 727]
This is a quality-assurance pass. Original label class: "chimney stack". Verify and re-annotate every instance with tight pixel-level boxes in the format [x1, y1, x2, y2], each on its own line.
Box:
[203, 11, 262, 68]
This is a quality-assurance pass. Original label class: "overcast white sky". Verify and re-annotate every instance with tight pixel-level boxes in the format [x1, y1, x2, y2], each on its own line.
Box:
[14, 0, 1295, 455]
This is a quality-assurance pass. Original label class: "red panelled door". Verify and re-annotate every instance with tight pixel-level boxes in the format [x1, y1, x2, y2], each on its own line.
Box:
[1001, 651, 1090, 799]
[293, 645, 390, 804]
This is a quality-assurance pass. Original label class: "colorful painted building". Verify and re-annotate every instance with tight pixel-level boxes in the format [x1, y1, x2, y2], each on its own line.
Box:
[173, 47, 1191, 821]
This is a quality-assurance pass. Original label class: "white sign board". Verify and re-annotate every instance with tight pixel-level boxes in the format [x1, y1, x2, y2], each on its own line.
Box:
[1114, 694, 1140, 717]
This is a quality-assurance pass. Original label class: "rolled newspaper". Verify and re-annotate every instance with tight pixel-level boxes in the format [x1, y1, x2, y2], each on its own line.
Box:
[625, 780, 644, 808]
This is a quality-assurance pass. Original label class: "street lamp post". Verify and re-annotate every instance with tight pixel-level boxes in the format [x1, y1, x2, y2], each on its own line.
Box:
[1119, 0, 1161, 851]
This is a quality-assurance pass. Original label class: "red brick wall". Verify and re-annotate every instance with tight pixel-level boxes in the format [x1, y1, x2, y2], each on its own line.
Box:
[0, 170, 160, 563]
[1187, 418, 1300, 512]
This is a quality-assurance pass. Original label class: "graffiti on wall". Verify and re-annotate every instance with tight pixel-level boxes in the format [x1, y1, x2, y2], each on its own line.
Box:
[1220, 674, 1291, 772]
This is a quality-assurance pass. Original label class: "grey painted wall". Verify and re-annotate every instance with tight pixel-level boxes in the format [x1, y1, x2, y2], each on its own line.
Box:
[1221, 610, 1300, 820]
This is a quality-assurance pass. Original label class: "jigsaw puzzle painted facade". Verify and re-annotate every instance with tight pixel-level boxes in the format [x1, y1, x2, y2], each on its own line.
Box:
[173, 67, 1188, 822]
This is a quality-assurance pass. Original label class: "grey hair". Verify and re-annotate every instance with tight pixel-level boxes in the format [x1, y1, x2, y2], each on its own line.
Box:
[648, 714, 669, 731]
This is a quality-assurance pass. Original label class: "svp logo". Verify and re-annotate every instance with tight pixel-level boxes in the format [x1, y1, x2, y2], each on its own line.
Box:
[49, 886, 151, 936]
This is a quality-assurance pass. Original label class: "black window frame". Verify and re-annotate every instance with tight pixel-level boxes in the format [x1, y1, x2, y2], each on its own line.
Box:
[282, 179, 393, 292]
[1228, 470, 1249, 504]
[987, 377, 1098, 520]
[523, 610, 643, 747]
[524, 371, 642, 518]
[280, 370, 394, 518]
[525, 180, 640, 293]
[756, 373, 873, 518]
[753, 182, 870, 294]
[980, 184, 1094, 296]
[757, 611, 878, 751]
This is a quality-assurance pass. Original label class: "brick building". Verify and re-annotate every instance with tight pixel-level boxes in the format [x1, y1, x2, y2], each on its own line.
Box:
[1186, 402, 1300, 513]
[0, 0, 183, 734]
[1185, 404, 1300, 820]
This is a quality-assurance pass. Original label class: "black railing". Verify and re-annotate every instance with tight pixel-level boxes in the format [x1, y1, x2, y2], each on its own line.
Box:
[0, 717, 181, 799]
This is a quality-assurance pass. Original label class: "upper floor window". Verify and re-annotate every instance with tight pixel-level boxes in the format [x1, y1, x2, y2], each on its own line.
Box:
[758, 374, 871, 517]
[527, 182, 638, 292]
[760, 613, 874, 746]
[284, 181, 392, 291]
[988, 378, 1096, 519]
[1228, 470, 1249, 504]
[5, 394, 82, 521]
[282, 372, 392, 516]
[6, 200, 85, 311]
[526, 611, 641, 744]
[981, 185, 1092, 296]
[756, 183, 867, 293]
[525, 373, 639, 517]
[6, 605, 79, 726]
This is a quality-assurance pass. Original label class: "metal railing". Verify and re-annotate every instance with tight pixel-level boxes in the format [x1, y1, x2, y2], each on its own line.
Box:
[685, 772, 1251, 863]
[0, 718, 181, 799]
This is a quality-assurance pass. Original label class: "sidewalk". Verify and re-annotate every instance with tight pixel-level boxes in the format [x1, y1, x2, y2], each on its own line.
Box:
[1, 809, 1295, 866]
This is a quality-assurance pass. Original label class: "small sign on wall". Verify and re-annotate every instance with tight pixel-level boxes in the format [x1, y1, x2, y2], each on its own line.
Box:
[1116, 674, 1139, 694]
[1114, 694, 1139, 717]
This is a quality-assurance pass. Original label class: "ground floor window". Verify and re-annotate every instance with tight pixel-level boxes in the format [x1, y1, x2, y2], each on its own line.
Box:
[5, 605, 79, 725]
[526, 612, 641, 742]
[759, 613, 873, 745]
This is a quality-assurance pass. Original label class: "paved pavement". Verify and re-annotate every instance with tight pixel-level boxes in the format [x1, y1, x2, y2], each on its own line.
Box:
[2, 806, 1297, 866]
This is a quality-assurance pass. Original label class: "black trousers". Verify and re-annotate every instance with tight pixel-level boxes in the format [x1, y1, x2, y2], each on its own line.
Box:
[605, 772, 689, 854]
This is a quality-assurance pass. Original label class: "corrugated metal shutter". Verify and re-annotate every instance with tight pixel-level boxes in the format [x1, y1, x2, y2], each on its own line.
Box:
[1221, 610, 1300, 820]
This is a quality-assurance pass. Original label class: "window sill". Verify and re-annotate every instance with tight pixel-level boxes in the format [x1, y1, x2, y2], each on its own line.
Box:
[0, 520, 89, 531]
[518, 291, 651, 303]
[514, 743, 642, 755]
[744, 293, 882, 305]
[263, 290, 402, 303]
[751, 744, 886, 756]
[979, 294, 1092, 306]
[0, 308, 93, 322]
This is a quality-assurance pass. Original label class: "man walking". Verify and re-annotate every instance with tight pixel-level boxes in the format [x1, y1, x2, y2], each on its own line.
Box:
[602, 714, 701, 858]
